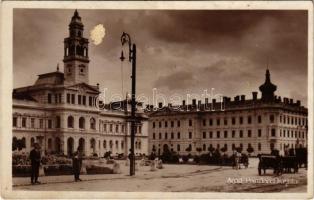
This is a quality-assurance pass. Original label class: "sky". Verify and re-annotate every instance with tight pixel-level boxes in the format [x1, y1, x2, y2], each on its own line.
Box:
[13, 9, 308, 106]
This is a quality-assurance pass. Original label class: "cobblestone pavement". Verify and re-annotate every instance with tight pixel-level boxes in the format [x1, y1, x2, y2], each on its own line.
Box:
[13, 158, 307, 192]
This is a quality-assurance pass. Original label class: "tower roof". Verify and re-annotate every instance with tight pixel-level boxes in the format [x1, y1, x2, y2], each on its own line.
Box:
[70, 9, 83, 26]
[259, 69, 277, 101]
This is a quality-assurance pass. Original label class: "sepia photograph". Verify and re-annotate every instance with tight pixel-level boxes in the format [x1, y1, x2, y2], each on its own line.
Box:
[1, 1, 313, 199]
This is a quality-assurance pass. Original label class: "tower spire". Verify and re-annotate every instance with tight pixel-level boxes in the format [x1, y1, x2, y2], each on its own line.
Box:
[259, 68, 277, 102]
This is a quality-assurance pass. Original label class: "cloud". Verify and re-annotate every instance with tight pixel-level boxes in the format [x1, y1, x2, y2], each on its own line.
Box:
[13, 9, 308, 105]
[90, 24, 106, 45]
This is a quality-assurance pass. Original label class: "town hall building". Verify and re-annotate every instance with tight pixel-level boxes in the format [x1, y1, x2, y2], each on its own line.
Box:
[12, 10, 149, 157]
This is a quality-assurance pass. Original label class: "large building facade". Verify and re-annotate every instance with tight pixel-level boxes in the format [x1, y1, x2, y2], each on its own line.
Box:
[12, 10, 148, 157]
[147, 70, 308, 156]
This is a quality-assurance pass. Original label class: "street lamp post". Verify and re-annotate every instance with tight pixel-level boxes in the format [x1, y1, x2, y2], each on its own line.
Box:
[120, 32, 136, 176]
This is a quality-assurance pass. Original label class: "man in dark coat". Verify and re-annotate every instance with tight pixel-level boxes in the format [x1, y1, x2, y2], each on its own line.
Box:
[72, 146, 83, 181]
[29, 143, 41, 184]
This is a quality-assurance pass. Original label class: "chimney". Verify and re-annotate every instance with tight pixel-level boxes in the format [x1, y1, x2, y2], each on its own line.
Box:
[278, 96, 281, 102]
[234, 96, 239, 102]
[296, 100, 301, 106]
[252, 92, 258, 100]
[205, 98, 209, 105]
[283, 97, 288, 104]
[241, 95, 245, 101]
[212, 99, 216, 104]
[198, 100, 201, 108]
[192, 99, 196, 106]
[150, 105, 154, 110]
[158, 102, 163, 108]
[182, 100, 186, 106]
[289, 99, 293, 104]
[168, 103, 172, 107]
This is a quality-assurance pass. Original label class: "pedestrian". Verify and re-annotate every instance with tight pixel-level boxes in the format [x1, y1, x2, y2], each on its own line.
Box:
[29, 142, 41, 185]
[72, 145, 83, 181]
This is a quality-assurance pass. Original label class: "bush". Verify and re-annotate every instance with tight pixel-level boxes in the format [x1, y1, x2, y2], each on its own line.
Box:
[160, 150, 179, 163]
[86, 165, 113, 174]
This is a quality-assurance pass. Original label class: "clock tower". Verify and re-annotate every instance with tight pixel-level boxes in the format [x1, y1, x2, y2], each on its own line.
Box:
[63, 10, 90, 84]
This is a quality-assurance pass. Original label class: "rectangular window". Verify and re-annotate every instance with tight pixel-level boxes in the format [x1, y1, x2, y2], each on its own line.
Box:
[203, 132, 206, 139]
[224, 118, 228, 126]
[78, 95, 82, 105]
[165, 133, 168, 139]
[13, 117, 17, 127]
[177, 132, 181, 139]
[159, 121, 162, 128]
[165, 121, 168, 127]
[248, 130, 252, 137]
[270, 115, 275, 123]
[217, 131, 220, 138]
[232, 130, 235, 138]
[71, 94, 75, 104]
[232, 117, 236, 125]
[258, 129, 262, 137]
[258, 115, 262, 123]
[82, 96, 86, 105]
[159, 133, 162, 139]
[89, 96, 93, 106]
[39, 119, 43, 129]
[189, 119, 192, 126]
[171, 121, 174, 127]
[203, 119, 206, 126]
[153, 133, 155, 139]
[48, 119, 52, 129]
[271, 129, 276, 137]
[171, 132, 174, 139]
[58, 94, 62, 103]
[224, 131, 228, 138]
[139, 126, 142, 134]
[153, 122, 155, 128]
[48, 93, 52, 104]
[177, 120, 180, 127]
[216, 118, 220, 126]
[189, 132, 192, 139]
[31, 118, 35, 128]
[22, 117, 26, 128]
[116, 125, 119, 133]
[248, 116, 252, 124]
[239, 117, 243, 124]
[54, 94, 58, 104]
[239, 130, 243, 138]
[110, 124, 113, 132]
[209, 131, 213, 138]
[177, 144, 180, 151]
[67, 93, 71, 103]
[103, 124, 107, 132]
[209, 119, 213, 126]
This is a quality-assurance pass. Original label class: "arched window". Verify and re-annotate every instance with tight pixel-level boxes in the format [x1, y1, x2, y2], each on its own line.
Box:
[67, 116, 74, 128]
[103, 140, 107, 148]
[121, 141, 124, 149]
[79, 117, 85, 129]
[203, 144, 206, 151]
[90, 118, 96, 130]
[138, 141, 141, 150]
[31, 137, 35, 147]
[115, 141, 119, 149]
[48, 138, 52, 149]
[109, 140, 113, 149]
[21, 137, 26, 148]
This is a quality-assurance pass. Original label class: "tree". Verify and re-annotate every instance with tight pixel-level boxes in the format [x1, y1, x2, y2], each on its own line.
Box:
[208, 146, 215, 153]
